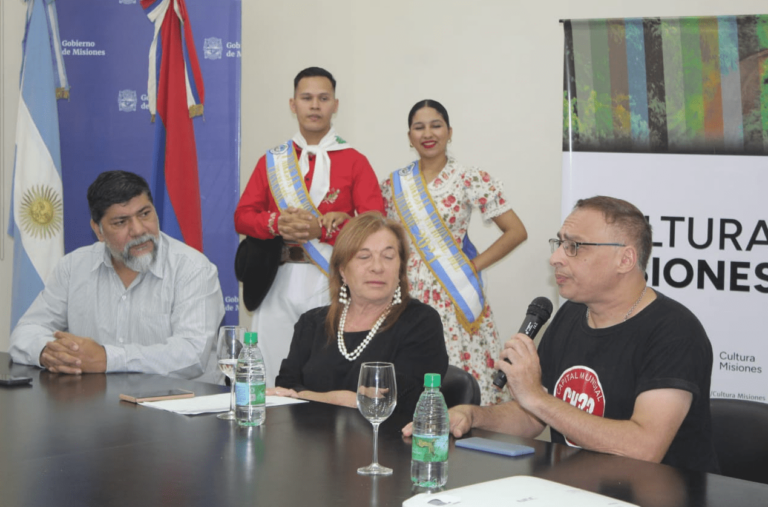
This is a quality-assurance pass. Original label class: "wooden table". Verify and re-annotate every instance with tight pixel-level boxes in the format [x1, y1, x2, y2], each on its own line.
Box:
[2, 353, 766, 506]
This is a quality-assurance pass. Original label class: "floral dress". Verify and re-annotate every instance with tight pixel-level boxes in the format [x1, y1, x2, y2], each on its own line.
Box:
[381, 157, 512, 405]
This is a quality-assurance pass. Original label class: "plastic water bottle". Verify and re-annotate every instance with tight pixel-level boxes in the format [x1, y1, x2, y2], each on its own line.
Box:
[411, 373, 449, 488]
[235, 332, 266, 426]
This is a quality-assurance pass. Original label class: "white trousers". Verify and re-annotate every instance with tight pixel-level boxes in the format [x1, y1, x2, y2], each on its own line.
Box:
[250, 263, 329, 387]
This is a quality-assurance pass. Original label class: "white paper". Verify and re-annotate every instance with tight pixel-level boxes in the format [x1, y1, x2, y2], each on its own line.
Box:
[140, 394, 307, 415]
[403, 475, 637, 506]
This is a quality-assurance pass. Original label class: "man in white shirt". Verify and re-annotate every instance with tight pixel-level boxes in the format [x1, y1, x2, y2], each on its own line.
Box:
[10, 170, 225, 380]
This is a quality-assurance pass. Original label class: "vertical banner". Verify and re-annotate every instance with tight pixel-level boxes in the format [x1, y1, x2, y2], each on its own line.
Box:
[8, 0, 68, 330]
[55, 0, 241, 324]
[143, 0, 206, 252]
[563, 16, 768, 404]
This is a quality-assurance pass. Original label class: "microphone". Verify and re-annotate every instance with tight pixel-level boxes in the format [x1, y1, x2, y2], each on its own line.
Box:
[492, 296, 553, 389]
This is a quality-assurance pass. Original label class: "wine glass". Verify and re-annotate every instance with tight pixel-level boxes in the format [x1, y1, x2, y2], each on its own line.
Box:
[216, 325, 245, 420]
[356, 362, 397, 475]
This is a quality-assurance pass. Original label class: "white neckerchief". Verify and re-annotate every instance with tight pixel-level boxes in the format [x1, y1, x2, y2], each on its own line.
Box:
[291, 127, 351, 206]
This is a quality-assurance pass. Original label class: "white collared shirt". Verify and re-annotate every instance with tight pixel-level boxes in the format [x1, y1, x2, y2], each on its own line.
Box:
[9, 232, 225, 380]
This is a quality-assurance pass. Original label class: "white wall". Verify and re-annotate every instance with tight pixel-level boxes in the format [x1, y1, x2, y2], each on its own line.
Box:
[237, 0, 768, 342]
[2, 0, 766, 352]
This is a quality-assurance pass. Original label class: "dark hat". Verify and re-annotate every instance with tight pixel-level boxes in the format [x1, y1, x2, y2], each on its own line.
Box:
[234, 236, 283, 312]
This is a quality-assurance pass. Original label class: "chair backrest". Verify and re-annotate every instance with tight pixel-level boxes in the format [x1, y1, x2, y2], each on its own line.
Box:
[442, 364, 482, 408]
[710, 398, 768, 484]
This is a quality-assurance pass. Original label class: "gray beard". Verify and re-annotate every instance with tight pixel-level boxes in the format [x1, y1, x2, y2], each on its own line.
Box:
[107, 234, 158, 273]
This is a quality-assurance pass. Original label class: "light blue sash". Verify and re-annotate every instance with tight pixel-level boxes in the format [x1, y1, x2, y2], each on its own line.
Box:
[266, 141, 331, 276]
[390, 161, 486, 332]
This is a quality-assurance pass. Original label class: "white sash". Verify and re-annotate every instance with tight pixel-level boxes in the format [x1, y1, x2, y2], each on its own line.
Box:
[390, 161, 486, 333]
[266, 137, 347, 276]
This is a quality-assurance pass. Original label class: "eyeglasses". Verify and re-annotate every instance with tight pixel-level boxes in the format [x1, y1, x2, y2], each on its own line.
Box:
[549, 238, 625, 257]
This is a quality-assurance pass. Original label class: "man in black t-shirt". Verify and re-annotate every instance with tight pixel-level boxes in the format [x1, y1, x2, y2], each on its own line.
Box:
[404, 196, 718, 473]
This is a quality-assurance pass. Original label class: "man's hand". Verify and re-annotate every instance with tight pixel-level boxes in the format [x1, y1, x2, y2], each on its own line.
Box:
[494, 336, 692, 463]
[278, 207, 321, 243]
[496, 333, 545, 408]
[402, 404, 476, 438]
[448, 405, 475, 437]
[40, 332, 107, 374]
[277, 207, 311, 242]
[40, 337, 83, 374]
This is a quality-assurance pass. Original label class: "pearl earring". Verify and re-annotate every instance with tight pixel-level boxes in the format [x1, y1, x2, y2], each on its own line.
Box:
[392, 285, 402, 305]
[339, 283, 349, 304]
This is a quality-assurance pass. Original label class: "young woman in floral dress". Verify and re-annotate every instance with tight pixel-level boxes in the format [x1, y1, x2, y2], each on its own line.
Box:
[381, 100, 527, 405]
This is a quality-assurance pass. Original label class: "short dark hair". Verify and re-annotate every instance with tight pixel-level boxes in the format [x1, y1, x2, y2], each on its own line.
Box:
[408, 99, 450, 129]
[574, 196, 652, 271]
[87, 170, 153, 224]
[293, 67, 336, 91]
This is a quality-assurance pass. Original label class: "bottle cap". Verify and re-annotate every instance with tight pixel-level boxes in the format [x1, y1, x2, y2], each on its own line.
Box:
[423, 373, 441, 388]
[244, 332, 258, 345]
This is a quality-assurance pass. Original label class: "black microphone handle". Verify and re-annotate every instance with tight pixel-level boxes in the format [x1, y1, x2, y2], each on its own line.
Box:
[491, 315, 545, 389]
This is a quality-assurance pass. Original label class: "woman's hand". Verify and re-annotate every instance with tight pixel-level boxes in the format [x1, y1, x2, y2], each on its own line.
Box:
[298, 389, 358, 408]
[357, 386, 390, 399]
[319, 212, 351, 236]
[471, 209, 527, 271]
[266, 387, 300, 398]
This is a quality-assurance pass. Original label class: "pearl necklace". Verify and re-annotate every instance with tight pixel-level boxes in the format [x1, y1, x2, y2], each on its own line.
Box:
[586, 285, 647, 326]
[337, 301, 391, 362]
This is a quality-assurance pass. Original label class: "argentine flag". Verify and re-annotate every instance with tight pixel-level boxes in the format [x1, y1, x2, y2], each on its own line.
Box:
[8, 0, 68, 330]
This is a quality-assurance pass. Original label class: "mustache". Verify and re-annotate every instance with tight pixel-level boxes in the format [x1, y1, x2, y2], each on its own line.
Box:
[122, 234, 157, 257]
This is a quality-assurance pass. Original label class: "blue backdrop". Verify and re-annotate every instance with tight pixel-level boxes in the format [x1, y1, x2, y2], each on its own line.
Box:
[56, 0, 241, 324]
